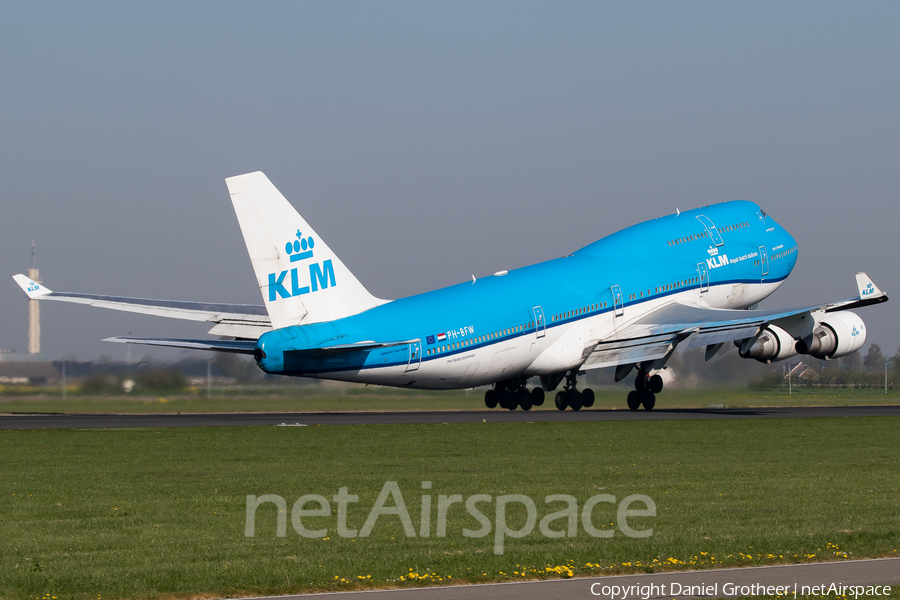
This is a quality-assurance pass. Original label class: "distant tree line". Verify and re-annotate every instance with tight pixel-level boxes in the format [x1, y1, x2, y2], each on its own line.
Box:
[748, 343, 899, 390]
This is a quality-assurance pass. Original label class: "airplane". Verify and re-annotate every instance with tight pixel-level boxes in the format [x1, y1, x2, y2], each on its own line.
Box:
[13, 171, 888, 411]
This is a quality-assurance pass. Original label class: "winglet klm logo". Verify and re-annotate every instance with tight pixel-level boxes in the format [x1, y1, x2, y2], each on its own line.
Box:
[862, 283, 875, 297]
[27, 281, 40, 293]
[268, 230, 336, 302]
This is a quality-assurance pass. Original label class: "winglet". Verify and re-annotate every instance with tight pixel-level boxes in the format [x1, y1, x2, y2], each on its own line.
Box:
[855, 272, 885, 300]
[12, 274, 52, 299]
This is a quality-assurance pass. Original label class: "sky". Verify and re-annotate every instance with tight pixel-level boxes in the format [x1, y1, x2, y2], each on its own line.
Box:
[1, 2, 898, 363]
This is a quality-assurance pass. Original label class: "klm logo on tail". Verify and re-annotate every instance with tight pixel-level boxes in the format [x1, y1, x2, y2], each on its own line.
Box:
[268, 230, 336, 301]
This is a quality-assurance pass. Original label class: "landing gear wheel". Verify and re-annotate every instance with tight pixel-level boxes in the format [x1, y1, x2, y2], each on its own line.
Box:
[649, 374, 663, 394]
[517, 388, 532, 411]
[581, 388, 595, 408]
[484, 389, 498, 409]
[627, 391, 641, 411]
[531, 387, 545, 407]
[567, 390, 582, 411]
[503, 391, 519, 410]
[635, 374, 648, 391]
[555, 392, 567, 411]
[642, 392, 656, 410]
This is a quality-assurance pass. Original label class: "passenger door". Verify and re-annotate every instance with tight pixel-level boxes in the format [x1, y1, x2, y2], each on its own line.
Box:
[697, 262, 709, 293]
[611, 285, 624, 317]
[696, 215, 724, 246]
[406, 340, 422, 372]
[532, 306, 546, 338]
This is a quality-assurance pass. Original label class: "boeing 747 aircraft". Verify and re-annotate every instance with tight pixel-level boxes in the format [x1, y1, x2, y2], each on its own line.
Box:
[14, 172, 888, 411]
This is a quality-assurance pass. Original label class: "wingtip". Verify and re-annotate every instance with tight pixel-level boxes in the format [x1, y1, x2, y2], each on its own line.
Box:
[855, 272, 885, 300]
[12, 273, 52, 298]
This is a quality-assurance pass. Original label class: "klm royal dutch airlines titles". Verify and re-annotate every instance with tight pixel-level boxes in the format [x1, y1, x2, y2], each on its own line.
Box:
[14, 172, 887, 411]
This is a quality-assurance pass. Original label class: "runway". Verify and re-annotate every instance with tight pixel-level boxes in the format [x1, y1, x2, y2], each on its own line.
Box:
[1, 404, 898, 430]
[244, 557, 900, 600]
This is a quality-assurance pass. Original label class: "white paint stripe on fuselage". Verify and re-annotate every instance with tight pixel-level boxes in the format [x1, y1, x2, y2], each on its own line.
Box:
[309, 280, 784, 390]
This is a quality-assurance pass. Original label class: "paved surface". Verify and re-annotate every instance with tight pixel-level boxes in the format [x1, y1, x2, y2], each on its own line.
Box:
[242, 557, 900, 599]
[0, 405, 898, 430]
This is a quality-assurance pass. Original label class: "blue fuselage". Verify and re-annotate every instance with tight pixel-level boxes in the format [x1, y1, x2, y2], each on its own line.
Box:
[256, 200, 798, 388]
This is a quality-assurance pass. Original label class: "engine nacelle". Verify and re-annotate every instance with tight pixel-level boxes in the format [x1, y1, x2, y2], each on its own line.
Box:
[738, 324, 798, 363]
[795, 311, 866, 360]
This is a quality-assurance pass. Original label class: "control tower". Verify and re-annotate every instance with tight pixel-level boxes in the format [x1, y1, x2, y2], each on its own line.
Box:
[27, 240, 40, 354]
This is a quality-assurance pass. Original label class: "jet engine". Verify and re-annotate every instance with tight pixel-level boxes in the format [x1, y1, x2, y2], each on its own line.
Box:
[794, 311, 866, 360]
[737, 325, 798, 363]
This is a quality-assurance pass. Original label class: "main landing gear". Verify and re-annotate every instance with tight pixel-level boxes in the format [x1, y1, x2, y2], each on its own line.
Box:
[483, 373, 597, 412]
[553, 371, 595, 411]
[627, 369, 663, 411]
[484, 378, 545, 411]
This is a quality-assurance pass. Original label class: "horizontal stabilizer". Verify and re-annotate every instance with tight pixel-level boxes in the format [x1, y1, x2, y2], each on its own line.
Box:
[311, 339, 420, 356]
[103, 337, 257, 355]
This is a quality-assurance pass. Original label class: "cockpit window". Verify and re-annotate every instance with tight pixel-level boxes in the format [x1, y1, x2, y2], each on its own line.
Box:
[759, 209, 767, 217]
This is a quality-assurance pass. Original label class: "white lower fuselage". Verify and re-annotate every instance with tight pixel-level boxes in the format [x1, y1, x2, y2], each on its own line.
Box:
[312, 280, 784, 390]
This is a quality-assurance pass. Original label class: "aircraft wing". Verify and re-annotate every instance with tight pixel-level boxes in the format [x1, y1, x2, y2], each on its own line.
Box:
[582, 272, 888, 370]
[12, 274, 271, 339]
[102, 336, 419, 357]
[103, 337, 258, 354]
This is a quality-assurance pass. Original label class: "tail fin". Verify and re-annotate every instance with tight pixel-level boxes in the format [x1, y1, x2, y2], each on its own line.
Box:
[226, 172, 387, 329]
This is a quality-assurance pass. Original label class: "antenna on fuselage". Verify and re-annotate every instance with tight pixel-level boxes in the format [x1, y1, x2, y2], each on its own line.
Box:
[676, 208, 680, 216]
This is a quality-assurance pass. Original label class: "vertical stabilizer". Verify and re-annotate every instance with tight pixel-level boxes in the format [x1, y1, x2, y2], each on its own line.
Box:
[226, 171, 387, 330]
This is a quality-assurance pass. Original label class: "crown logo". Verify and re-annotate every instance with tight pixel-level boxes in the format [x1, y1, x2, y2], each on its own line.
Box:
[285, 229, 315, 263]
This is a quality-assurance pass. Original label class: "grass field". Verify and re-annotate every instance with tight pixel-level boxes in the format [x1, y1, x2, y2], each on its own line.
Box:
[1, 386, 899, 414]
[1, 415, 898, 599]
